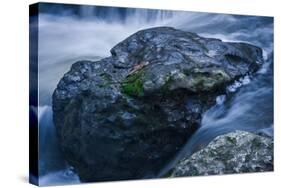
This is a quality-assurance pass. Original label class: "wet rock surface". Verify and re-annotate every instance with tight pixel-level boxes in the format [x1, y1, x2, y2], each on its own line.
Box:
[52, 27, 263, 182]
[171, 131, 273, 177]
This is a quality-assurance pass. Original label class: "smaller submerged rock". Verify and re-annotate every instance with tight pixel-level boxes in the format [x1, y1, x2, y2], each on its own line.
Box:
[171, 131, 273, 177]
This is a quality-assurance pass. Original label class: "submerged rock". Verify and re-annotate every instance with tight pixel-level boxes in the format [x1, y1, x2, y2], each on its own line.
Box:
[52, 27, 263, 182]
[171, 131, 273, 177]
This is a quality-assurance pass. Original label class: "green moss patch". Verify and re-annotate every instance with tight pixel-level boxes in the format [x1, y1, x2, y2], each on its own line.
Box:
[121, 70, 145, 97]
[184, 68, 231, 91]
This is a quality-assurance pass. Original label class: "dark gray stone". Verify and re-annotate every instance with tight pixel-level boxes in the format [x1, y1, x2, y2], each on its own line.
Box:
[52, 27, 263, 182]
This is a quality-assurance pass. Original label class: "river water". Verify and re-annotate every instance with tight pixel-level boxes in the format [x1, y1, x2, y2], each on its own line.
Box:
[35, 4, 273, 185]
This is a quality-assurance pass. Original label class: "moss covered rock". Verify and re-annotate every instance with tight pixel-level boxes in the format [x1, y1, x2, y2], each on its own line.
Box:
[53, 27, 263, 182]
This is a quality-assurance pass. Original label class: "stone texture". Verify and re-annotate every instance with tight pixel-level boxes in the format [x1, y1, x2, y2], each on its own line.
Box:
[171, 131, 273, 177]
[52, 27, 263, 182]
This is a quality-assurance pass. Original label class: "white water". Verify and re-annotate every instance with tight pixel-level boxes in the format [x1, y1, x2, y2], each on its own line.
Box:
[36, 4, 273, 185]
[38, 106, 80, 185]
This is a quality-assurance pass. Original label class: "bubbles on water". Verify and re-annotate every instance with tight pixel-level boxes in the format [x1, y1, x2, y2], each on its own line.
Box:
[227, 75, 251, 93]
[216, 95, 226, 105]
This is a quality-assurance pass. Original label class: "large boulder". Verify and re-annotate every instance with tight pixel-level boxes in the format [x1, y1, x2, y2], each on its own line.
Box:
[171, 131, 273, 177]
[52, 27, 263, 182]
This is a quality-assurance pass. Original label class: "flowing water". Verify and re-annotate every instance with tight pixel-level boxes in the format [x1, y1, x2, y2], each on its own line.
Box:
[35, 4, 273, 185]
